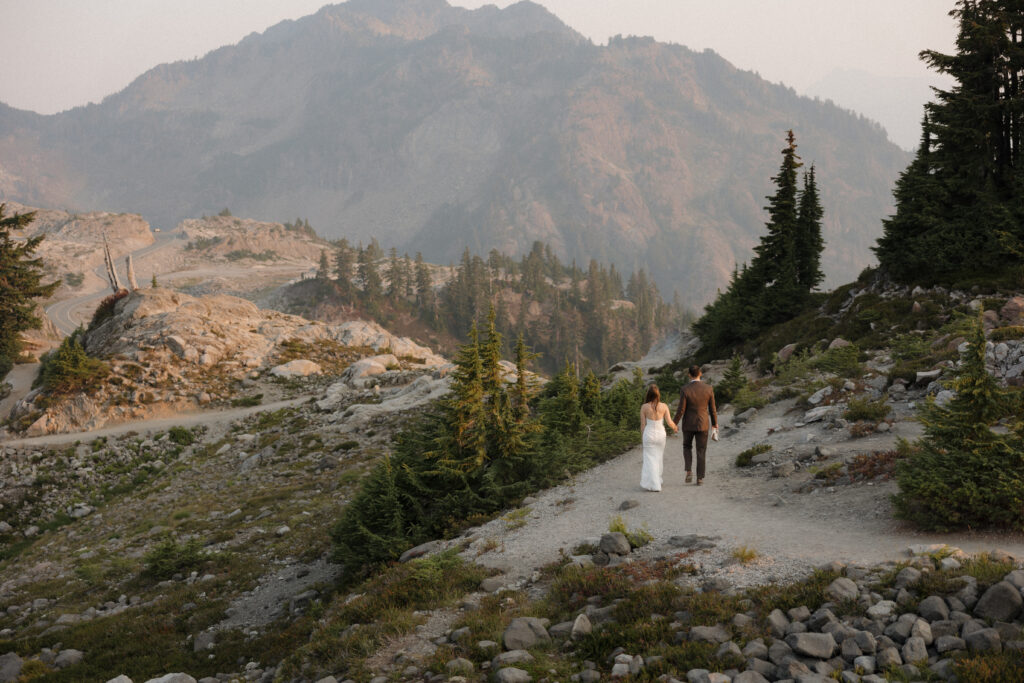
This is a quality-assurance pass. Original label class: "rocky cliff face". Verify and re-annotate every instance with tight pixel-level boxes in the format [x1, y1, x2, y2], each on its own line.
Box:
[9, 289, 446, 435]
[0, 0, 908, 303]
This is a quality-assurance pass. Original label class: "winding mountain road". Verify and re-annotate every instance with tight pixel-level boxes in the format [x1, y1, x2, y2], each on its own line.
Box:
[44, 231, 181, 336]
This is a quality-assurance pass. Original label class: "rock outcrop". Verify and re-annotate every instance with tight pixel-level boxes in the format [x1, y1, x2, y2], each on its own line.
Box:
[9, 289, 446, 435]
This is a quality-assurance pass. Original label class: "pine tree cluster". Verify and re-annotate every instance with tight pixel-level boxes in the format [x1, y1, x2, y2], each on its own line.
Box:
[312, 238, 679, 374]
[331, 310, 646, 577]
[875, 1, 1024, 284]
[693, 131, 825, 353]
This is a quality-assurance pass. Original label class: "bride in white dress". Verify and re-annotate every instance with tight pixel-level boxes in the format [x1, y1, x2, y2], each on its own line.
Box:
[640, 384, 677, 492]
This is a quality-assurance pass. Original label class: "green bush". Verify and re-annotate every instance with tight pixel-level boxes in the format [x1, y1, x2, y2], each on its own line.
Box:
[231, 394, 263, 407]
[990, 326, 1024, 342]
[812, 344, 862, 377]
[736, 443, 771, 467]
[843, 396, 891, 423]
[142, 535, 209, 579]
[34, 330, 110, 395]
[731, 385, 767, 413]
[894, 319, 1024, 531]
[167, 426, 195, 446]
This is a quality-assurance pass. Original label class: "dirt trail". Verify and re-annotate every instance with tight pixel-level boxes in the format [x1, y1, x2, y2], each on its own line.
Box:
[472, 399, 1024, 577]
[0, 363, 39, 423]
[1, 398, 306, 448]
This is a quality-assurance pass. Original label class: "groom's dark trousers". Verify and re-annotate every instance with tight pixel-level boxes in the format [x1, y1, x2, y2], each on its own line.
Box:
[682, 430, 709, 480]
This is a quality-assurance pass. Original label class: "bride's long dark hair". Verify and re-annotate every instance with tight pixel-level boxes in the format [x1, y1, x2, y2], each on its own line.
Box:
[644, 384, 660, 405]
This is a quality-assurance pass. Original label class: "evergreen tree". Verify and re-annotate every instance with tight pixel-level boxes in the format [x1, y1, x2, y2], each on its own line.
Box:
[334, 238, 355, 295]
[894, 316, 1024, 530]
[0, 205, 59, 379]
[386, 247, 404, 300]
[715, 353, 748, 405]
[794, 165, 825, 292]
[414, 252, 436, 324]
[875, 1, 1024, 283]
[430, 323, 487, 470]
[316, 249, 330, 280]
[750, 130, 803, 322]
[357, 245, 383, 301]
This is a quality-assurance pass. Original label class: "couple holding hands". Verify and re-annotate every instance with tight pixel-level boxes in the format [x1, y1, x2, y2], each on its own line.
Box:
[639, 365, 718, 491]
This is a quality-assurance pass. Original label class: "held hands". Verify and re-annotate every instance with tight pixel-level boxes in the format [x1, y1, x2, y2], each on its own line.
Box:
[711, 427, 719, 442]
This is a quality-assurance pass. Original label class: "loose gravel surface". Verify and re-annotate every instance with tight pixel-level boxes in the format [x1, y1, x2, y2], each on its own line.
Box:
[465, 399, 1024, 586]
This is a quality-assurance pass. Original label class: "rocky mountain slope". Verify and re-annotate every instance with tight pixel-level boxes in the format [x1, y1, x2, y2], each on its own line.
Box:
[1, 284, 1023, 682]
[0, 0, 908, 302]
[6, 288, 446, 437]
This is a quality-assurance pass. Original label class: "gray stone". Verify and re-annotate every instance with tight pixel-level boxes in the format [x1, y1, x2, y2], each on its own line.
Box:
[772, 461, 795, 478]
[788, 605, 812, 622]
[901, 636, 928, 663]
[875, 647, 902, 669]
[767, 608, 789, 638]
[480, 576, 506, 593]
[579, 671, 601, 683]
[1005, 569, 1024, 589]
[618, 500, 639, 511]
[492, 651, 535, 668]
[825, 577, 858, 602]
[503, 617, 550, 650]
[768, 639, 793, 665]
[807, 386, 833, 406]
[929, 658, 957, 681]
[975, 581, 1023, 621]
[571, 614, 592, 640]
[742, 639, 768, 659]
[715, 641, 742, 659]
[935, 635, 966, 653]
[599, 532, 631, 556]
[745, 657, 775, 678]
[54, 649, 85, 669]
[446, 658, 474, 675]
[732, 672, 769, 683]
[106, 677, 134, 683]
[918, 595, 950, 622]
[866, 600, 896, 619]
[668, 534, 720, 550]
[910, 618, 933, 645]
[852, 654, 876, 674]
[840, 636, 862, 661]
[143, 676, 197, 683]
[690, 624, 731, 644]
[193, 630, 216, 652]
[854, 629, 877, 654]
[494, 668, 531, 683]
[894, 566, 921, 590]
[0, 653, 22, 683]
[778, 343, 798, 363]
[965, 627, 1002, 652]
[785, 632, 837, 659]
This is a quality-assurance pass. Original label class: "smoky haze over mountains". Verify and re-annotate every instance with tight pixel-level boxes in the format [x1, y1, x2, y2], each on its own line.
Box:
[0, 0, 909, 304]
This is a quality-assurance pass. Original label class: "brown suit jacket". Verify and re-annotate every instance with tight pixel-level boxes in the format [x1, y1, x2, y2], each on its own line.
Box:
[674, 380, 717, 432]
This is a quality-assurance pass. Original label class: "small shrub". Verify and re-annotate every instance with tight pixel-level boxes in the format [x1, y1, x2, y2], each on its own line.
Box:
[502, 508, 530, 531]
[848, 422, 877, 438]
[34, 330, 110, 395]
[809, 462, 844, 485]
[231, 394, 263, 407]
[847, 449, 904, 481]
[167, 426, 195, 446]
[813, 344, 863, 378]
[731, 545, 758, 564]
[843, 396, 891, 422]
[715, 354, 748, 405]
[736, 443, 771, 468]
[142, 535, 209, 579]
[338, 440, 360, 451]
[990, 326, 1024, 342]
[89, 289, 130, 329]
[731, 385, 767, 413]
[64, 271, 85, 288]
[609, 515, 653, 548]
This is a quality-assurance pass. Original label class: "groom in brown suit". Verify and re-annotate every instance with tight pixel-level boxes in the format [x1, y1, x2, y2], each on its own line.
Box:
[673, 365, 718, 485]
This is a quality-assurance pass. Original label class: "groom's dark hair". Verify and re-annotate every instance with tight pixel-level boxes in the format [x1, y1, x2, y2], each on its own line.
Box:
[688, 365, 702, 378]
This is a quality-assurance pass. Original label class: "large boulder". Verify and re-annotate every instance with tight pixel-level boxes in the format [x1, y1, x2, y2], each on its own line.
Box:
[785, 632, 837, 659]
[975, 581, 1023, 622]
[599, 532, 631, 556]
[270, 359, 322, 377]
[0, 653, 22, 683]
[503, 617, 551, 650]
[1001, 296, 1024, 325]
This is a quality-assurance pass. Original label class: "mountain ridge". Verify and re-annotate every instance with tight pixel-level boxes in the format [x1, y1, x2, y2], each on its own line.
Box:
[0, 0, 908, 303]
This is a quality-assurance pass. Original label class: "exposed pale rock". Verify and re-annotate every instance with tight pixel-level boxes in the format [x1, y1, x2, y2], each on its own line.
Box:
[270, 360, 322, 377]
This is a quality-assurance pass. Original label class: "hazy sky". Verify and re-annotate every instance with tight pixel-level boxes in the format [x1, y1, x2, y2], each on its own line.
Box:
[1, 1, 957, 120]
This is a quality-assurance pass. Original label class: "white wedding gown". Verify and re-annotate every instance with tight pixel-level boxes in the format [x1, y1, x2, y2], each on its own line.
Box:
[641, 416, 667, 491]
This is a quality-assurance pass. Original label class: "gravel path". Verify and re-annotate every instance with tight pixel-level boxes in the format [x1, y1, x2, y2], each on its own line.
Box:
[468, 399, 1024, 584]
